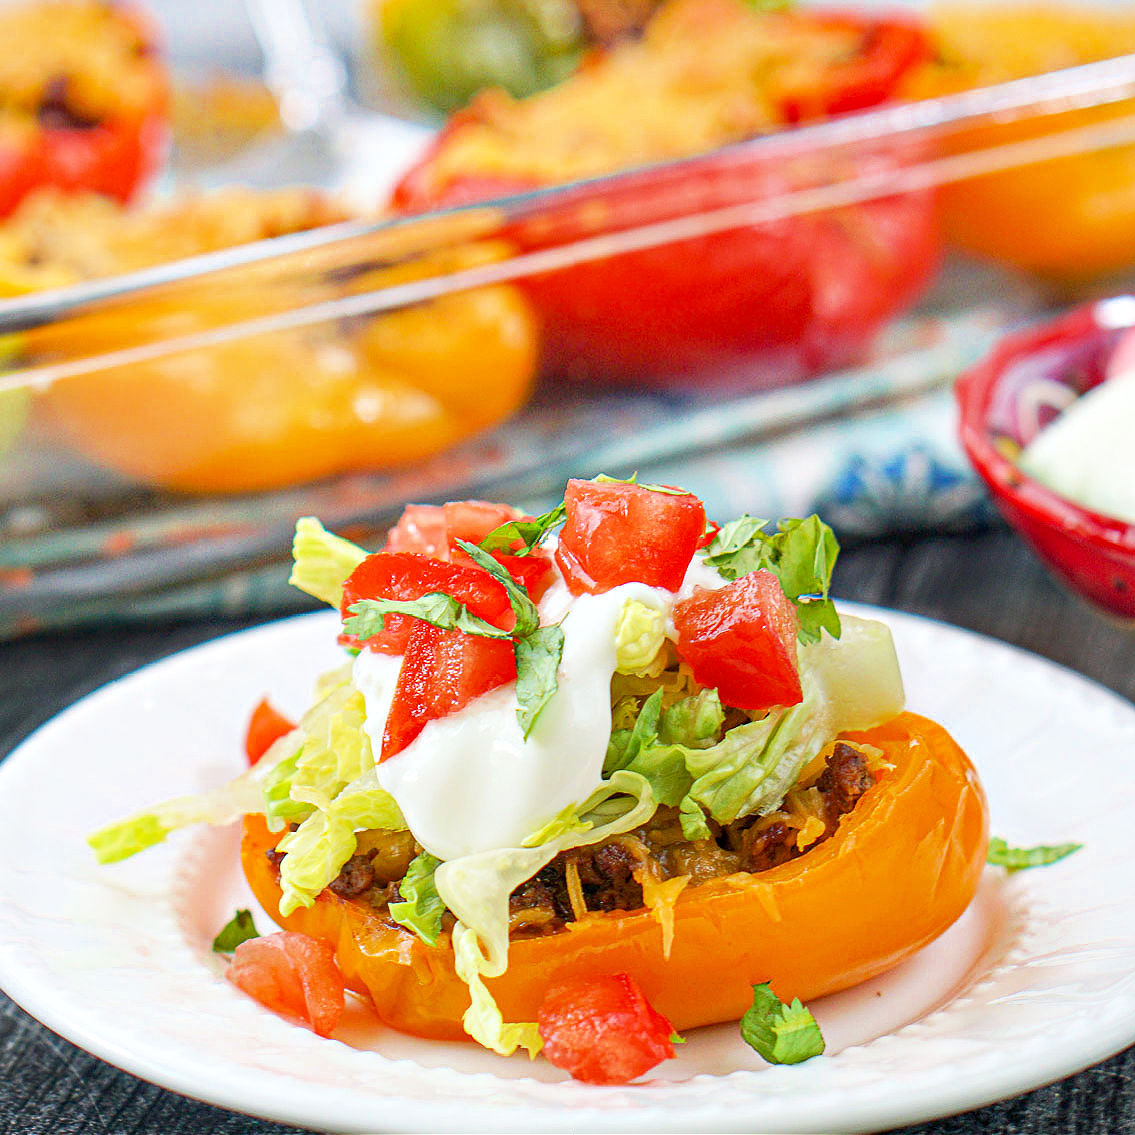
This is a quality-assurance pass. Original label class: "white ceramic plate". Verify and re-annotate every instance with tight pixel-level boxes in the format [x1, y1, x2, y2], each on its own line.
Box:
[1, 606, 1134, 1134]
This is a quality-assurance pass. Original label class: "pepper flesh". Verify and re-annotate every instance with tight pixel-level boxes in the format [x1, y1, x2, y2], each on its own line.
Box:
[242, 711, 989, 1041]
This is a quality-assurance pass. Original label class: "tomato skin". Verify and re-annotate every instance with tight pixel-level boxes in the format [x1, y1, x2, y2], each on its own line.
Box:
[555, 479, 706, 595]
[244, 699, 296, 766]
[538, 972, 676, 1084]
[381, 622, 517, 760]
[242, 713, 988, 1041]
[227, 931, 345, 1038]
[340, 552, 514, 653]
[672, 571, 802, 713]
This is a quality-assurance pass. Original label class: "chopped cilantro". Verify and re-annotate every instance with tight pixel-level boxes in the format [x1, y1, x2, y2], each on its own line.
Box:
[212, 909, 260, 953]
[987, 836, 1082, 872]
[740, 982, 825, 1065]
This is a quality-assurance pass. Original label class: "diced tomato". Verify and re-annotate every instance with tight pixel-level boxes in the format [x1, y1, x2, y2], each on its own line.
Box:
[340, 552, 514, 652]
[244, 699, 296, 766]
[489, 550, 557, 604]
[672, 571, 802, 714]
[379, 499, 555, 602]
[554, 479, 706, 595]
[537, 972, 676, 1085]
[382, 500, 523, 558]
[380, 622, 517, 760]
[227, 931, 345, 1038]
[382, 504, 450, 557]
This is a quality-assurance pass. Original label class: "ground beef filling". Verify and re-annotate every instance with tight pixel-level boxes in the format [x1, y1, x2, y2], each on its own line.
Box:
[270, 741, 877, 937]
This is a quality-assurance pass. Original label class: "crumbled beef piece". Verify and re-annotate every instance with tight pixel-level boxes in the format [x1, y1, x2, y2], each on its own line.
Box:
[579, 843, 643, 912]
[740, 820, 797, 873]
[329, 850, 378, 897]
[509, 873, 558, 917]
[817, 742, 874, 819]
[265, 847, 285, 871]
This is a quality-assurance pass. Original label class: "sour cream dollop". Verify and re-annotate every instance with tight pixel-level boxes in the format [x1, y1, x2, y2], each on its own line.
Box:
[354, 578, 690, 862]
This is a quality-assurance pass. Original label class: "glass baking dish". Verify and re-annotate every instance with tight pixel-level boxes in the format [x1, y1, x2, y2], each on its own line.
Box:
[2, 36, 1135, 636]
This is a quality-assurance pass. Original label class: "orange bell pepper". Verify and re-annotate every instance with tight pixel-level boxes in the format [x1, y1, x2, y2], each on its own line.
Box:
[242, 711, 989, 1041]
[905, 4, 1135, 282]
[13, 190, 540, 493]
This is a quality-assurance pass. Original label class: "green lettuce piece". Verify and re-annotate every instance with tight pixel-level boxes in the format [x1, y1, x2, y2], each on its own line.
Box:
[660, 688, 724, 748]
[679, 795, 712, 841]
[987, 837, 1082, 872]
[276, 768, 406, 916]
[88, 729, 302, 864]
[684, 696, 817, 824]
[452, 924, 543, 1058]
[289, 517, 367, 608]
[268, 682, 376, 824]
[740, 983, 825, 1064]
[701, 514, 841, 645]
[605, 688, 724, 809]
[615, 600, 666, 674]
[389, 852, 446, 945]
[435, 770, 656, 1054]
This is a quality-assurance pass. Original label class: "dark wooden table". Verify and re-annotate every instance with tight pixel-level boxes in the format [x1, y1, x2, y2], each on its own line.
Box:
[2, 528, 1134, 1135]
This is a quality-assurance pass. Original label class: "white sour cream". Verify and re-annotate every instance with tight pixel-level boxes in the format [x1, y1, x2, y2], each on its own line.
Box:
[355, 581, 674, 861]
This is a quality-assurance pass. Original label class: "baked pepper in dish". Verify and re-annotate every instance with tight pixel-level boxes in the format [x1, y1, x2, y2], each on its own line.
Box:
[392, 0, 939, 385]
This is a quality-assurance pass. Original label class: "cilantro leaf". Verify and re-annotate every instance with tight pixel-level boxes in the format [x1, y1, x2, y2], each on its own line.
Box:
[740, 983, 825, 1065]
[987, 836, 1082, 872]
[515, 625, 565, 738]
[343, 594, 511, 642]
[479, 503, 567, 555]
[212, 909, 260, 953]
[702, 514, 841, 645]
[389, 852, 447, 946]
[593, 473, 689, 495]
[454, 539, 540, 637]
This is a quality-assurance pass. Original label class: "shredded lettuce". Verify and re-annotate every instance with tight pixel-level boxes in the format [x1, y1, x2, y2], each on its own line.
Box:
[681, 616, 903, 824]
[435, 770, 656, 1054]
[452, 924, 543, 1058]
[389, 852, 446, 945]
[605, 615, 904, 832]
[289, 517, 367, 608]
[88, 729, 301, 865]
[260, 671, 373, 827]
[276, 767, 405, 916]
[615, 600, 666, 674]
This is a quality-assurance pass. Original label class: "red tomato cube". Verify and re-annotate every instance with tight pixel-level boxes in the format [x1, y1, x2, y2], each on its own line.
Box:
[554, 479, 706, 595]
[244, 699, 296, 766]
[538, 972, 676, 1084]
[672, 570, 802, 713]
[381, 622, 517, 760]
[340, 552, 514, 653]
[227, 931, 345, 1038]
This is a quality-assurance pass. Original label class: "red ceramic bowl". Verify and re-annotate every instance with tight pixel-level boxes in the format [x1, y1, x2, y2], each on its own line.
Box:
[956, 297, 1135, 620]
